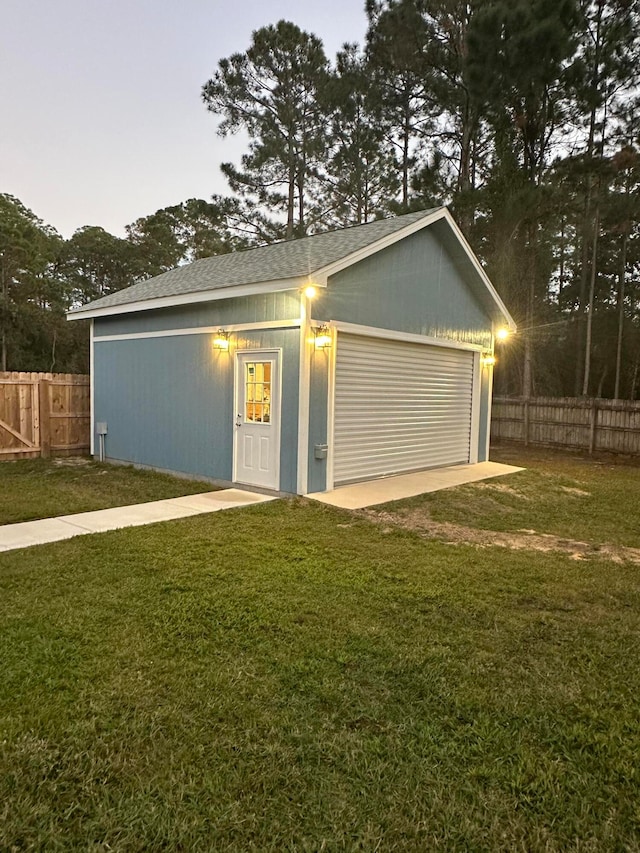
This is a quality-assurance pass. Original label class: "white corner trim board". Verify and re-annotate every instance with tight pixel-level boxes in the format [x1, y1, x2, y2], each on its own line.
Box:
[296, 291, 312, 495]
[89, 319, 95, 456]
[469, 351, 482, 465]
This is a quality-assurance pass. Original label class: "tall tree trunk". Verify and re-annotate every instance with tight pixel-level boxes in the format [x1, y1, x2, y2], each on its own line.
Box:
[522, 221, 537, 398]
[574, 0, 604, 395]
[558, 217, 566, 299]
[50, 329, 57, 373]
[402, 100, 410, 209]
[286, 139, 295, 241]
[573, 188, 593, 394]
[614, 229, 628, 399]
[457, 98, 474, 233]
[631, 352, 640, 401]
[298, 172, 305, 236]
[582, 205, 600, 396]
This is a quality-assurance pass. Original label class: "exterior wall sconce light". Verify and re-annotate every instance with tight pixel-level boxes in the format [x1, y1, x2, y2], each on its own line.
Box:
[496, 328, 510, 341]
[213, 330, 230, 351]
[314, 325, 332, 349]
[481, 353, 496, 366]
[304, 285, 317, 299]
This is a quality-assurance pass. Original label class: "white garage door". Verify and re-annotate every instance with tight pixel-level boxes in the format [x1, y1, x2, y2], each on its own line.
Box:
[333, 334, 475, 485]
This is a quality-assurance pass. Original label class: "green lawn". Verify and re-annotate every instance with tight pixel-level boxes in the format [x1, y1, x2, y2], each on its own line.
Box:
[1, 451, 639, 850]
[0, 458, 216, 524]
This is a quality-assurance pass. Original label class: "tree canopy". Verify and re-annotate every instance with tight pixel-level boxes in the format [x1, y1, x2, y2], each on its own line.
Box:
[4, 2, 640, 398]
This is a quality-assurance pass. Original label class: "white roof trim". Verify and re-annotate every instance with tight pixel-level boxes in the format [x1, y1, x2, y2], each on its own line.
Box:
[67, 276, 307, 321]
[94, 318, 301, 343]
[311, 207, 516, 330]
[310, 207, 446, 284]
[440, 209, 517, 330]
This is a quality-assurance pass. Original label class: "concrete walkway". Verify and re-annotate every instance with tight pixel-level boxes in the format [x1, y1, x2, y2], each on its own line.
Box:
[307, 461, 524, 510]
[0, 490, 276, 553]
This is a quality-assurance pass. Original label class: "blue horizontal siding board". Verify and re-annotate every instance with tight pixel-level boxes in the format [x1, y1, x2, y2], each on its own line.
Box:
[93, 290, 300, 337]
[94, 327, 300, 492]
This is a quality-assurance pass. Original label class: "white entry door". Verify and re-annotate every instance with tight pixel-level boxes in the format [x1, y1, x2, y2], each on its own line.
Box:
[233, 351, 281, 490]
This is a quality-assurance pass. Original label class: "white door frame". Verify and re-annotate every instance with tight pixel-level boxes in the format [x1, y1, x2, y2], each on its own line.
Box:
[233, 348, 282, 491]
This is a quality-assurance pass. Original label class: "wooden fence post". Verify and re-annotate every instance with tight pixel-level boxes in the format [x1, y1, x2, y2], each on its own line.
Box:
[589, 399, 598, 454]
[39, 379, 51, 458]
[523, 399, 530, 447]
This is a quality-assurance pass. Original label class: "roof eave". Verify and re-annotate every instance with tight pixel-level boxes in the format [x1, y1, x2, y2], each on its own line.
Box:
[66, 276, 308, 321]
[67, 208, 516, 332]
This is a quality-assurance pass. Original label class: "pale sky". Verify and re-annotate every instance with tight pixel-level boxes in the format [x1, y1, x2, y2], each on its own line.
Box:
[1, 0, 368, 238]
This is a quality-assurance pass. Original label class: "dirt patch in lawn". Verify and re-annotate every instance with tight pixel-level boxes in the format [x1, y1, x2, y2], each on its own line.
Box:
[52, 457, 93, 467]
[361, 507, 640, 564]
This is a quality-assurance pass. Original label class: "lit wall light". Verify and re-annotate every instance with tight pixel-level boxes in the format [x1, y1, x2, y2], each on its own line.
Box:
[304, 285, 317, 299]
[314, 325, 332, 349]
[213, 330, 229, 351]
[482, 353, 497, 366]
[496, 328, 510, 341]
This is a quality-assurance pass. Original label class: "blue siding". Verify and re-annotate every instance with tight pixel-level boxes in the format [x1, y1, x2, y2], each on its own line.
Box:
[94, 290, 300, 337]
[94, 327, 300, 492]
[315, 227, 492, 348]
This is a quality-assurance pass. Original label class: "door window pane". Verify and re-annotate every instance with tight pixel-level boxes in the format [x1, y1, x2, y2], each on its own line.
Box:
[245, 362, 272, 423]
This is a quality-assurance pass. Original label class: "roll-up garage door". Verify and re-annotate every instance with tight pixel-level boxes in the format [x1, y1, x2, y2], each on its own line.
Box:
[333, 334, 475, 485]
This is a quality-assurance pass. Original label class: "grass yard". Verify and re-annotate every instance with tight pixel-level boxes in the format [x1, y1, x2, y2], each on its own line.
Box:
[1, 449, 639, 850]
[0, 458, 216, 525]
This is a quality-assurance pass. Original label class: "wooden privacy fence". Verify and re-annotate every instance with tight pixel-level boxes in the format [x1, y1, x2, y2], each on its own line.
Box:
[492, 396, 640, 456]
[0, 372, 90, 460]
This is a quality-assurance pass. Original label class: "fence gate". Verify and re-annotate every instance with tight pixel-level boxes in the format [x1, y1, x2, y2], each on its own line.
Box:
[0, 372, 90, 460]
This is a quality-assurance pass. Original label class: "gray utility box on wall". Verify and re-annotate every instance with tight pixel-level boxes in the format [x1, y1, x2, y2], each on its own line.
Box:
[314, 444, 328, 460]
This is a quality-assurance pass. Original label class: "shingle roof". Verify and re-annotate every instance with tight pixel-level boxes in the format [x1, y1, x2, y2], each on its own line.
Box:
[71, 208, 440, 314]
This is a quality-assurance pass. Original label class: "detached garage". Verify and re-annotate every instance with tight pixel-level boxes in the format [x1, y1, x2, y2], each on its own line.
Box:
[68, 207, 515, 495]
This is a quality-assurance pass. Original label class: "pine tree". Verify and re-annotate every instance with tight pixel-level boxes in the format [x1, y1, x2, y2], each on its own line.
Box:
[467, 0, 580, 396]
[365, 0, 434, 209]
[202, 21, 330, 240]
[321, 44, 400, 226]
[566, 0, 640, 394]
[61, 226, 138, 305]
[126, 197, 242, 277]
